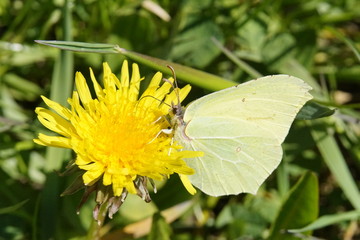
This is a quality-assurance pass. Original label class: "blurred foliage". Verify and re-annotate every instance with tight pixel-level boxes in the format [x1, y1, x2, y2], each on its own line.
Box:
[1, 0, 360, 239]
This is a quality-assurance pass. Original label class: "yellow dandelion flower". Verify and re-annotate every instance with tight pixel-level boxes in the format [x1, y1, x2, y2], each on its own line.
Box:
[34, 61, 200, 200]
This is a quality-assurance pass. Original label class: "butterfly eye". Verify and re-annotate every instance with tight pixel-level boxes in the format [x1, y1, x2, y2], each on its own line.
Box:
[161, 128, 172, 135]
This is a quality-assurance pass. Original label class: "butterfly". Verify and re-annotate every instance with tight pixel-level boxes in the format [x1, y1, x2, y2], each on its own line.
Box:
[173, 75, 312, 196]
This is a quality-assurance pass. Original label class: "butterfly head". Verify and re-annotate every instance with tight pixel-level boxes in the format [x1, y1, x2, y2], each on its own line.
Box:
[164, 65, 187, 126]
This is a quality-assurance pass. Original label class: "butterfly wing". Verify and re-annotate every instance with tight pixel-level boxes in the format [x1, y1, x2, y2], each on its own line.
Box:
[175, 75, 312, 196]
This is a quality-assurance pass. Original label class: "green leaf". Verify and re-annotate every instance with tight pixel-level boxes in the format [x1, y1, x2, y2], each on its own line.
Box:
[170, 19, 224, 68]
[0, 199, 29, 215]
[148, 212, 172, 240]
[262, 33, 296, 70]
[236, 16, 267, 58]
[296, 101, 335, 120]
[115, 46, 236, 91]
[311, 120, 360, 210]
[35, 40, 236, 91]
[288, 210, 360, 233]
[35, 40, 117, 54]
[268, 172, 319, 240]
[216, 203, 268, 238]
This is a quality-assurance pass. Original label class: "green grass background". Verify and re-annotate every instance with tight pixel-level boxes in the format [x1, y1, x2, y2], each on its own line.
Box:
[1, 0, 360, 239]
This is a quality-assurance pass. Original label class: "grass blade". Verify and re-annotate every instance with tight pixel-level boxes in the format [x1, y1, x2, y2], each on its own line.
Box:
[211, 37, 263, 79]
[326, 27, 360, 63]
[35, 40, 236, 91]
[0, 199, 29, 214]
[40, 1, 74, 239]
[35, 40, 117, 53]
[115, 46, 236, 91]
[288, 210, 360, 233]
[311, 120, 360, 210]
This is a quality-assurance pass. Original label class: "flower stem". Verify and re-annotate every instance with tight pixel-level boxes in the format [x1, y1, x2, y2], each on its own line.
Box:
[86, 204, 107, 240]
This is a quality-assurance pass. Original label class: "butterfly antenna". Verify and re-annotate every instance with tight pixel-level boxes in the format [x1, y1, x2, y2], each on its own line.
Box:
[138, 95, 171, 108]
[166, 65, 183, 117]
[167, 65, 181, 105]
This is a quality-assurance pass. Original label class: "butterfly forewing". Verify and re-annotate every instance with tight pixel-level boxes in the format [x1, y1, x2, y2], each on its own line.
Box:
[175, 75, 312, 196]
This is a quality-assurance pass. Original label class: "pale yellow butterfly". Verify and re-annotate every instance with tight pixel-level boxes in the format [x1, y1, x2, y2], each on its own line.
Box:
[174, 75, 312, 196]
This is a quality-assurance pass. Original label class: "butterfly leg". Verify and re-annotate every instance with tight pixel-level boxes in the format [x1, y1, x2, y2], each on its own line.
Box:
[147, 115, 173, 144]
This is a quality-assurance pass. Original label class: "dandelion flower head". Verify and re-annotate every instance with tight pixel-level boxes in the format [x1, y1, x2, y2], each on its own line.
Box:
[34, 61, 199, 199]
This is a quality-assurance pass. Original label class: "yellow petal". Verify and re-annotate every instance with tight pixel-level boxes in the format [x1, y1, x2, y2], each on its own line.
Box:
[119, 60, 130, 87]
[113, 184, 124, 196]
[162, 84, 191, 111]
[89, 68, 105, 99]
[179, 174, 197, 195]
[75, 155, 91, 166]
[103, 172, 112, 186]
[103, 62, 118, 91]
[41, 96, 72, 120]
[148, 71, 162, 88]
[128, 63, 142, 102]
[75, 72, 93, 107]
[138, 72, 164, 109]
[83, 165, 104, 185]
[34, 134, 71, 148]
[36, 108, 73, 137]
